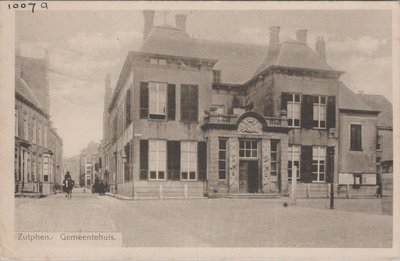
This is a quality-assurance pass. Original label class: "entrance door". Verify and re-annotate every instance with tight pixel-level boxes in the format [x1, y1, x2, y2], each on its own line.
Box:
[239, 161, 259, 193]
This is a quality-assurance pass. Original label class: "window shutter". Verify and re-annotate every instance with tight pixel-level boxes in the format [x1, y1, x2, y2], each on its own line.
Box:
[301, 95, 313, 129]
[139, 140, 148, 180]
[167, 84, 176, 120]
[326, 96, 336, 129]
[326, 147, 335, 183]
[192, 86, 199, 121]
[300, 146, 312, 183]
[167, 140, 180, 180]
[198, 141, 207, 181]
[140, 82, 149, 119]
[281, 92, 288, 111]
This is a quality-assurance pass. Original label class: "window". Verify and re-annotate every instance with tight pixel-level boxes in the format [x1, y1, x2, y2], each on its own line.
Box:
[140, 140, 149, 180]
[14, 148, 19, 180]
[124, 142, 131, 182]
[149, 82, 167, 119]
[313, 96, 326, 128]
[312, 146, 326, 182]
[43, 155, 49, 182]
[350, 124, 362, 151]
[287, 94, 301, 127]
[218, 138, 227, 180]
[167, 141, 180, 180]
[32, 117, 36, 144]
[23, 111, 28, 140]
[377, 135, 383, 151]
[288, 145, 301, 180]
[213, 70, 221, 83]
[149, 140, 166, 180]
[181, 85, 198, 122]
[181, 141, 197, 180]
[15, 107, 18, 137]
[32, 155, 36, 182]
[125, 89, 131, 126]
[270, 140, 279, 176]
[239, 140, 258, 159]
[150, 58, 167, 65]
[37, 122, 42, 146]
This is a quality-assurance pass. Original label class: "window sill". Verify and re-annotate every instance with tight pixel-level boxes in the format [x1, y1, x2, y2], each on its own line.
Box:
[313, 127, 327, 130]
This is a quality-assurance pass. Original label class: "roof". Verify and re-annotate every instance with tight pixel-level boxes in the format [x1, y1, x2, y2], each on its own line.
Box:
[140, 25, 212, 61]
[254, 40, 335, 77]
[16, 77, 44, 112]
[195, 39, 267, 85]
[358, 94, 393, 126]
[337, 82, 375, 112]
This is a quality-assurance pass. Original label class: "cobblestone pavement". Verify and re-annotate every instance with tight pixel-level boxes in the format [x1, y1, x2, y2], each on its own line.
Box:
[15, 192, 392, 247]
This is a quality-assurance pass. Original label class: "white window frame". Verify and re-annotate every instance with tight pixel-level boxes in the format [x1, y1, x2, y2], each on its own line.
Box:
[313, 96, 327, 129]
[149, 140, 167, 180]
[288, 145, 301, 180]
[239, 140, 258, 159]
[287, 93, 301, 127]
[149, 82, 167, 118]
[180, 141, 197, 181]
[312, 146, 326, 182]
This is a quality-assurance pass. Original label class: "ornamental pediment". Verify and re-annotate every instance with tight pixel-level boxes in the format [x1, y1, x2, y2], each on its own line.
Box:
[238, 116, 263, 134]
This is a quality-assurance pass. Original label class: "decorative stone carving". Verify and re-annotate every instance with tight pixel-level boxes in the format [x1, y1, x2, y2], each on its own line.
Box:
[262, 139, 271, 192]
[238, 117, 262, 134]
[228, 137, 239, 193]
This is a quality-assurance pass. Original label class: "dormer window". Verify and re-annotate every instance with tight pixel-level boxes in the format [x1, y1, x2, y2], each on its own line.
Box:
[213, 70, 221, 83]
[149, 58, 167, 65]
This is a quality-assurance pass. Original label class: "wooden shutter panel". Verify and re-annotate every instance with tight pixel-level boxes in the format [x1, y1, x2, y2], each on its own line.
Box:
[281, 92, 288, 111]
[167, 141, 180, 180]
[326, 147, 335, 183]
[140, 82, 149, 119]
[198, 141, 207, 181]
[326, 96, 336, 129]
[167, 84, 176, 120]
[191, 86, 198, 121]
[300, 146, 313, 183]
[301, 95, 314, 129]
[139, 140, 148, 180]
[180, 85, 188, 121]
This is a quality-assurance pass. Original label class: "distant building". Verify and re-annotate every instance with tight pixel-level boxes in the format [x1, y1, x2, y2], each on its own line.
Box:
[63, 155, 80, 184]
[79, 141, 101, 188]
[15, 54, 63, 196]
[102, 11, 392, 198]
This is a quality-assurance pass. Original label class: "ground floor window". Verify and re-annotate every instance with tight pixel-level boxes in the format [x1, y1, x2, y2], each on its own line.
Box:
[43, 155, 50, 182]
[288, 145, 300, 180]
[149, 140, 166, 180]
[270, 140, 279, 176]
[312, 146, 326, 182]
[218, 138, 227, 180]
[14, 148, 20, 180]
[239, 140, 258, 159]
[181, 141, 197, 180]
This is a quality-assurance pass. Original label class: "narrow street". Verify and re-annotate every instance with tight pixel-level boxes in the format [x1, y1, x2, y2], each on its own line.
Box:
[16, 191, 393, 247]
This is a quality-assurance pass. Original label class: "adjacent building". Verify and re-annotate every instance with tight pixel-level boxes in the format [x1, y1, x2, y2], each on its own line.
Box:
[79, 141, 101, 188]
[101, 11, 392, 198]
[15, 54, 63, 196]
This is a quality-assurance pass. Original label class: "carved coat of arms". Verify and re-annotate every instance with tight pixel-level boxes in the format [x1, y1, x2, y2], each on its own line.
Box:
[238, 117, 262, 134]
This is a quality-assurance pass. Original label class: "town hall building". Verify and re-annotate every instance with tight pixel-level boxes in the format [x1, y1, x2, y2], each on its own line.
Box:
[101, 11, 392, 198]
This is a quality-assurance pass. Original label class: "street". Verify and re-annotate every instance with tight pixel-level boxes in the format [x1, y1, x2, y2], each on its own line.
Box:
[15, 191, 392, 247]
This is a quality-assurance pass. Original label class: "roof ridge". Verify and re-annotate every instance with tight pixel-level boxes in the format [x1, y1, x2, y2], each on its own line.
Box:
[17, 77, 43, 110]
[194, 37, 267, 49]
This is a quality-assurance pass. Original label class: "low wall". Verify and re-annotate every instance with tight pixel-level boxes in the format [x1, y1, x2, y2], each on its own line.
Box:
[288, 183, 377, 198]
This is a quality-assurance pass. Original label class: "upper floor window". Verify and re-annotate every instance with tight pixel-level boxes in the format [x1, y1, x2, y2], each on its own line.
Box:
[312, 146, 326, 182]
[181, 84, 198, 122]
[313, 96, 327, 129]
[288, 145, 301, 180]
[213, 70, 221, 83]
[32, 117, 36, 144]
[350, 124, 362, 151]
[287, 94, 301, 127]
[125, 89, 132, 126]
[23, 111, 28, 140]
[15, 107, 18, 137]
[181, 141, 197, 180]
[149, 82, 167, 119]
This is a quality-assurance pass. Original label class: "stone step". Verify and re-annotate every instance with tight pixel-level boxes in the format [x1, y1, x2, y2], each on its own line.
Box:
[226, 193, 283, 199]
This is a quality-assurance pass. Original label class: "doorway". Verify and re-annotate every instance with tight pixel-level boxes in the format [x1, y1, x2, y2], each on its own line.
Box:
[239, 160, 259, 193]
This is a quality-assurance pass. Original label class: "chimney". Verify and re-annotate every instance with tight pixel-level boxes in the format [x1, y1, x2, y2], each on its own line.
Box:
[315, 36, 326, 61]
[175, 14, 187, 31]
[296, 29, 307, 44]
[267, 26, 280, 61]
[142, 10, 155, 41]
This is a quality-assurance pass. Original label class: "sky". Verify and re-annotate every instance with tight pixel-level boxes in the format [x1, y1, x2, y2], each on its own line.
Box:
[16, 9, 393, 158]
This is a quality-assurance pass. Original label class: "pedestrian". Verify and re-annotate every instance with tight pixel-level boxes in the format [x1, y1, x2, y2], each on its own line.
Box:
[63, 173, 75, 199]
[376, 178, 382, 198]
[99, 180, 105, 196]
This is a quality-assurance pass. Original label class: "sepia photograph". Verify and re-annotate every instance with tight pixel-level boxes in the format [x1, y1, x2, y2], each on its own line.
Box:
[0, 1, 399, 260]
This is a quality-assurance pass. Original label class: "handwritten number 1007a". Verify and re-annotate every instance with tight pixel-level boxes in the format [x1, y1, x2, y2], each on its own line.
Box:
[8, 2, 48, 13]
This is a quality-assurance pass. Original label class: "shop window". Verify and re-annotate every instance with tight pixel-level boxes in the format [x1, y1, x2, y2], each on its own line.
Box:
[239, 140, 258, 159]
[313, 96, 326, 129]
[350, 124, 362, 151]
[288, 145, 301, 180]
[312, 146, 326, 182]
[287, 94, 301, 127]
[181, 141, 197, 180]
[218, 138, 227, 180]
[149, 140, 166, 180]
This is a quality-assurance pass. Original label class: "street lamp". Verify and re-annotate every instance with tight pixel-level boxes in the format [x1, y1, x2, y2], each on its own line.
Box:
[329, 136, 338, 210]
